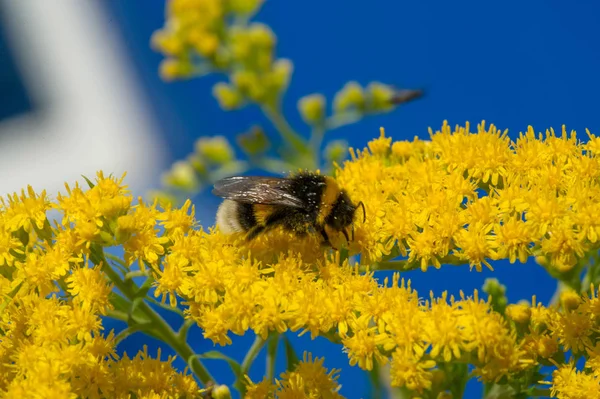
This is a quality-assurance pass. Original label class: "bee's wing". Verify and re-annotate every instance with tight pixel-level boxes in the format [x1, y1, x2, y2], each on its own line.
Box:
[212, 176, 305, 208]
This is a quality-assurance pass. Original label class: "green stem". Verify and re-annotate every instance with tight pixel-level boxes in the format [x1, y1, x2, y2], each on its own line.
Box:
[262, 105, 310, 156]
[309, 126, 326, 166]
[266, 333, 279, 382]
[94, 248, 214, 386]
[241, 335, 267, 377]
[252, 157, 296, 175]
[374, 255, 469, 272]
[146, 296, 186, 318]
[325, 112, 363, 131]
[530, 388, 551, 397]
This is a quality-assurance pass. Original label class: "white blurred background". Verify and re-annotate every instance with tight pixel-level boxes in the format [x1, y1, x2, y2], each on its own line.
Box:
[0, 1, 166, 197]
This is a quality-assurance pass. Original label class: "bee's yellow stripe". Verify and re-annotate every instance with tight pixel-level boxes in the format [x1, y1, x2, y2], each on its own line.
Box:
[253, 204, 273, 225]
[317, 177, 340, 225]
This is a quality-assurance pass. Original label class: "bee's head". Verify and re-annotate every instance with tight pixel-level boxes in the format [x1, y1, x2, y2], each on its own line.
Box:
[325, 192, 366, 243]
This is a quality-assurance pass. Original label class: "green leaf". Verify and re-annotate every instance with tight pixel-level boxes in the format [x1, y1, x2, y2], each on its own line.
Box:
[81, 175, 96, 188]
[135, 276, 154, 298]
[283, 335, 299, 371]
[195, 351, 242, 377]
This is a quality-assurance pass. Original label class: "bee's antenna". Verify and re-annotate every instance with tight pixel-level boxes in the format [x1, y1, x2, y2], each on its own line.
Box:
[357, 201, 366, 223]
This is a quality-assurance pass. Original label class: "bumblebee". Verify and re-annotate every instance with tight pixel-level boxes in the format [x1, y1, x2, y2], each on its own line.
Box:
[213, 172, 365, 246]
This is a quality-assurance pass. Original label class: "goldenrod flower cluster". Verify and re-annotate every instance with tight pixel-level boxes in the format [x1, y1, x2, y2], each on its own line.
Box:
[0, 175, 199, 397]
[3, 122, 600, 397]
[152, 0, 288, 109]
[245, 353, 344, 398]
[340, 121, 600, 276]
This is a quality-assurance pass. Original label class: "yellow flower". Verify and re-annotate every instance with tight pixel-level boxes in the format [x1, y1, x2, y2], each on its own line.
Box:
[0, 227, 24, 267]
[505, 303, 532, 324]
[549, 363, 600, 399]
[66, 265, 113, 314]
[342, 318, 389, 371]
[7, 121, 600, 397]
[389, 347, 436, 393]
[1, 185, 50, 232]
[424, 292, 463, 362]
[158, 199, 196, 238]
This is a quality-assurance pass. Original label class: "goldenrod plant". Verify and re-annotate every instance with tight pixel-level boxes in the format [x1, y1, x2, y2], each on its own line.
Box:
[2, 123, 600, 397]
[150, 0, 423, 202]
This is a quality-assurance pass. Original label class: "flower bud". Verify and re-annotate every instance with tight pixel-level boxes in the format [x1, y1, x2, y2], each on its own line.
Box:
[248, 23, 275, 49]
[212, 385, 232, 399]
[228, 0, 264, 15]
[232, 70, 259, 97]
[482, 278, 508, 313]
[560, 289, 581, 311]
[151, 31, 184, 56]
[333, 81, 364, 114]
[187, 154, 208, 175]
[162, 161, 198, 191]
[506, 303, 531, 324]
[324, 140, 348, 164]
[366, 81, 395, 112]
[391, 140, 413, 159]
[269, 59, 293, 91]
[195, 136, 235, 165]
[237, 126, 270, 155]
[213, 82, 244, 110]
[298, 93, 326, 125]
[159, 58, 193, 81]
[188, 30, 219, 57]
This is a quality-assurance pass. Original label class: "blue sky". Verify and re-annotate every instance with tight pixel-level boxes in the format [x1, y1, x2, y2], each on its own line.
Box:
[100, 2, 600, 397]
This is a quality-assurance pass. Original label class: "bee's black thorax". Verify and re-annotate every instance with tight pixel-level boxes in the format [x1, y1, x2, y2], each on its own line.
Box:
[288, 173, 328, 218]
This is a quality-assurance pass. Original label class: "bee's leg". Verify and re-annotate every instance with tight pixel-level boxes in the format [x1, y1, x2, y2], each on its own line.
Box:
[318, 226, 337, 250]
